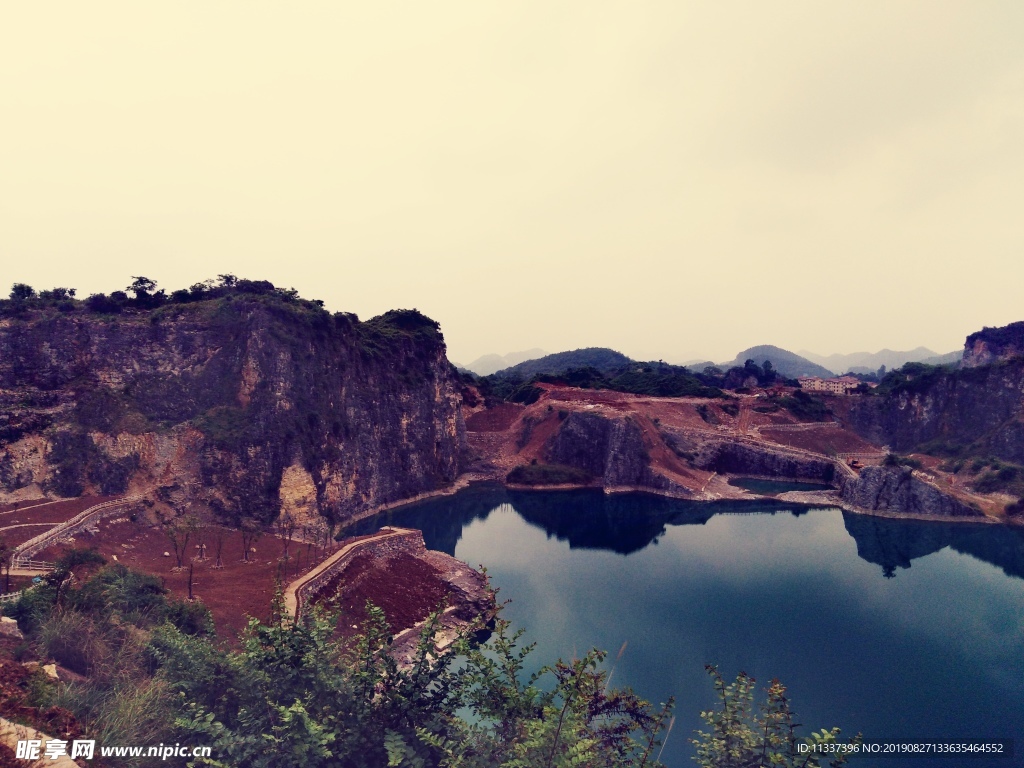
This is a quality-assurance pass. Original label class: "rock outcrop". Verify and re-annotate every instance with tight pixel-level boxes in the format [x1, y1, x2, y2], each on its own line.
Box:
[843, 358, 1024, 463]
[839, 466, 983, 518]
[542, 411, 687, 492]
[690, 439, 835, 482]
[0, 300, 465, 523]
[963, 321, 1024, 367]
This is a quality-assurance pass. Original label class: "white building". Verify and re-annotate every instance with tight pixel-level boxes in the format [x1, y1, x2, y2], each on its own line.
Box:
[797, 376, 860, 395]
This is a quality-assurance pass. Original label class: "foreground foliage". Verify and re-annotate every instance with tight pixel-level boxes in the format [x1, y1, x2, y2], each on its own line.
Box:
[4, 555, 855, 767]
[692, 667, 860, 768]
[158, 602, 670, 768]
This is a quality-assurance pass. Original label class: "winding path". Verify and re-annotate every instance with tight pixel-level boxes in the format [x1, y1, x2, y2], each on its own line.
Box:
[282, 527, 418, 620]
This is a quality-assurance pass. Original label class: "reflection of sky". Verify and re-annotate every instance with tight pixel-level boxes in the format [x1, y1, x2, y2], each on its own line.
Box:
[456, 504, 1024, 768]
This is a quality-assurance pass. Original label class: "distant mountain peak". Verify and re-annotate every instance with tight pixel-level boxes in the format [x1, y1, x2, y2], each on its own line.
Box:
[462, 348, 548, 376]
[797, 347, 956, 374]
[722, 345, 833, 379]
[491, 347, 633, 378]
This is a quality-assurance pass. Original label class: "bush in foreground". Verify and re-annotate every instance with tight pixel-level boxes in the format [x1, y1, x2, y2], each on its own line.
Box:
[507, 463, 594, 486]
[4, 556, 858, 767]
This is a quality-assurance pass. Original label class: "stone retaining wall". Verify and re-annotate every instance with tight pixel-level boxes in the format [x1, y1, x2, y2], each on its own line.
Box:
[287, 527, 424, 619]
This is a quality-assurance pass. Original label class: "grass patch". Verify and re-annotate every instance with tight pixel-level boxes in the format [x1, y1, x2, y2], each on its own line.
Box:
[506, 463, 593, 486]
[195, 405, 250, 449]
[774, 391, 830, 421]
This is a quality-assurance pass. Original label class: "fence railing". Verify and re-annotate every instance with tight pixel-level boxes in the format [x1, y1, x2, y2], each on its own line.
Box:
[11, 494, 144, 567]
[12, 560, 55, 572]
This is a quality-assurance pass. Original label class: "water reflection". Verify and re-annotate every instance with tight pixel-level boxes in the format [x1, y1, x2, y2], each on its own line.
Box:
[349, 484, 1024, 767]
[843, 512, 1024, 580]
[350, 483, 1024, 581]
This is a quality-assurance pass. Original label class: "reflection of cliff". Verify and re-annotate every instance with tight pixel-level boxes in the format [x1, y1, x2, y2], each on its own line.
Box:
[842, 511, 1024, 580]
[513, 494, 815, 553]
[345, 484, 508, 555]
[508, 490, 714, 554]
[356, 484, 812, 556]
[356, 486, 1024, 580]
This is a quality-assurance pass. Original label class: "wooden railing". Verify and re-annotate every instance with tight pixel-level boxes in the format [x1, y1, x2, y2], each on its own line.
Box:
[11, 494, 144, 567]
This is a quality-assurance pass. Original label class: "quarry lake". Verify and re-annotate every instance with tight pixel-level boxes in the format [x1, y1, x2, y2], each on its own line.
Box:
[355, 485, 1024, 767]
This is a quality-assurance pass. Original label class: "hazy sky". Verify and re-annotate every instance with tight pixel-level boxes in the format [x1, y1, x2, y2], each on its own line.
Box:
[3, 3, 1022, 364]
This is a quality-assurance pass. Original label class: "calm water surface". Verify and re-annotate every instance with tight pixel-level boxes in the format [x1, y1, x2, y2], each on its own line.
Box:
[355, 485, 1024, 767]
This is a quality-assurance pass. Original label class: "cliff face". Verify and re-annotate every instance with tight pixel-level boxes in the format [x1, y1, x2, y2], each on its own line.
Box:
[963, 321, 1024, 367]
[842, 359, 1024, 462]
[0, 299, 465, 523]
[839, 466, 983, 518]
[690, 440, 835, 482]
[542, 412, 686, 492]
[532, 409, 838, 493]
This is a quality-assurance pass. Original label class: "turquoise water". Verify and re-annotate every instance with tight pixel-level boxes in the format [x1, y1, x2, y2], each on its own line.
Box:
[354, 485, 1024, 766]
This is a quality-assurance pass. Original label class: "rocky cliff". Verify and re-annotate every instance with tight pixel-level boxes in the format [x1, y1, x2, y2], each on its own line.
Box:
[842, 358, 1024, 463]
[839, 466, 983, 518]
[542, 411, 685, 492]
[963, 321, 1024, 367]
[689, 439, 835, 482]
[0, 296, 465, 524]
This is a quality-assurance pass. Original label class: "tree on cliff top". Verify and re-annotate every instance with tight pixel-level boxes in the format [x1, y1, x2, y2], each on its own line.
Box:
[9, 283, 36, 300]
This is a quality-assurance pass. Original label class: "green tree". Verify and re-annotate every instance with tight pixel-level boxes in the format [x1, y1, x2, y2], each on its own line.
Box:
[9, 283, 35, 300]
[158, 512, 200, 569]
[161, 597, 672, 768]
[127, 276, 157, 299]
[691, 666, 860, 768]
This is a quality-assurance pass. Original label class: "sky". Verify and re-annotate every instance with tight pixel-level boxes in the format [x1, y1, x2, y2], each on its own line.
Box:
[2, 2, 1023, 365]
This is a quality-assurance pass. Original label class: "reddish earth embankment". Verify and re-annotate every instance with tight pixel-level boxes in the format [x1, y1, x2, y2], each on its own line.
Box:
[463, 383, 1004, 521]
[0, 497, 112, 548]
[36, 515, 491, 645]
[298, 528, 493, 659]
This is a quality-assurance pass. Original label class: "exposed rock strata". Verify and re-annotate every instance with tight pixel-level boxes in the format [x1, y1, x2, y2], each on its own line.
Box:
[541, 411, 689, 493]
[690, 439, 835, 482]
[842, 358, 1024, 463]
[963, 321, 1024, 367]
[839, 466, 983, 518]
[0, 303, 465, 523]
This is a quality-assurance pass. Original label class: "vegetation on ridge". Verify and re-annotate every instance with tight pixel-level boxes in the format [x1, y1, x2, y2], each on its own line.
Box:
[507, 463, 594, 486]
[481, 361, 725, 403]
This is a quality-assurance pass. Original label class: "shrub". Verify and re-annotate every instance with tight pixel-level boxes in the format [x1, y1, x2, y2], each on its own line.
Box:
[776, 391, 829, 421]
[508, 384, 543, 405]
[692, 666, 860, 768]
[506, 463, 593, 486]
[195, 405, 250, 449]
[883, 453, 923, 470]
[85, 293, 122, 313]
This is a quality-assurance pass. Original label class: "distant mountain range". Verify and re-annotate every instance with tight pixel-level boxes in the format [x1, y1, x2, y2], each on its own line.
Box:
[799, 347, 960, 374]
[477, 344, 963, 381]
[457, 348, 547, 376]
